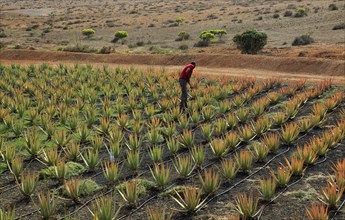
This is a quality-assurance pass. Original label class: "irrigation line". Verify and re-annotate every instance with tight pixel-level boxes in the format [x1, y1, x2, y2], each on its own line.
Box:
[195, 147, 291, 213]
[114, 86, 333, 219]
[15, 210, 38, 220]
[117, 183, 177, 220]
[61, 188, 114, 219]
[257, 174, 305, 220]
[331, 197, 345, 220]
[194, 116, 336, 214]
[8, 84, 332, 219]
[257, 141, 343, 220]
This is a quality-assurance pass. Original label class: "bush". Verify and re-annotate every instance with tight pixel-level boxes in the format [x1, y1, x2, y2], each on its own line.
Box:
[273, 13, 280, 19]
[284, 11, 293, 17]
[333, 23, 345, 30]
[0, 28, 6, 38]
[112, 31, 128, 43]
[233, 29, 267, 54]
[179, 44, 188, 50]
[194, 41, 210, 47]
[136, 41, 145, 46]
[175, 31, 190, 41]
[63, 44, 97, 53]
[209, 29, 227, 39]
[97, 46, 112, 54]
[82, 28, 95, 38]
[200, 31, 215, 42]
[176, 17, 185, 25]
[294, 8, 307, 17]
[292, 34, 314, 46]
[328, 4, 338, 11]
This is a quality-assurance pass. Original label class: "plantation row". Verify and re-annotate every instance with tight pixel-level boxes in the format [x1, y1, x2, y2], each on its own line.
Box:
[0, 63, 344, 219]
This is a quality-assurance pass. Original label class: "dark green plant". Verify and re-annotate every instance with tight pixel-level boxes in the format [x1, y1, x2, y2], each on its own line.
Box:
[82, 28, 95, 38]
[233, 29, 267, 54]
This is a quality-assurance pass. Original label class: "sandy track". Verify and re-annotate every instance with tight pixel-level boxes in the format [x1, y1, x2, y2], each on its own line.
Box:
[1, 49, 344, 85]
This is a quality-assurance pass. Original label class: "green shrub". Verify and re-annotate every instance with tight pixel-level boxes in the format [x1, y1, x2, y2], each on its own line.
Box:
[233, 29, 267, 54]
[176, 31, 190, 41]
[294, 8, 307, 17]
[176, 17, 185, 25]
[112, 31, 128, 43]
[210, 29, 227, 39]
[82, 28, 95, 38]
[292, 34, 314, 46]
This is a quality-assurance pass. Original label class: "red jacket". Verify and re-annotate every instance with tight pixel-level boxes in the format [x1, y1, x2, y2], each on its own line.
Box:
[179, 64, 195, 82]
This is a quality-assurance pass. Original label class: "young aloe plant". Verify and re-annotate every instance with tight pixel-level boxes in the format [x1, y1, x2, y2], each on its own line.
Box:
[146, 206, 172, 220]
[118, 180, 138, 206]
[150, 163, 172, 190]
[148, 145, 164, 164]
[305, 204, 328, 220]
[9, 156, 23, 180]
[0, 207, 15, 219]
[319, 182, 344, 209]
[64, 178, 81, 203]
[173, 154, 195, 178]
[258, 177, 276, 201]
[41, 147, 59, 166]
[221, 158, 238, 181]
[179, 129, 194, 149]
[102, 161, 122, 185]
[210, 138, 229, 158]
[24, 128, 42, 158]
[170, 185, 206, 213]
[126, 150, 141, 173]
[224, 131, 241, 149]
[238, 124, 255, 143]
[81, 149, 99, 171]
[271, 166, 292, 187]
[235, 150, 253, 173]
[201, 123, 214, 143]
[166, 137, 180, 155]
[280, 123, 300, 145]
[285, 155, 305, 176]
[225, 113, 238, 130]
[235, 192, 260, 219]
[18, 172, 39, 198]
[91, 195, 122, 220]
[38, 191, 56, 220]
[64, 142, 80, 162]
[191, 145, 206, 168]
[199, 168, 221, 195]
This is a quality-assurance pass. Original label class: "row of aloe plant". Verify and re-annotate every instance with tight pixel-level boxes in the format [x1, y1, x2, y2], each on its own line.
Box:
[115, 83, 341, 219]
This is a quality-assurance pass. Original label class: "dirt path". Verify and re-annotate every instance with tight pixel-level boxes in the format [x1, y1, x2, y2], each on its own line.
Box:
[1, 49, 345, 85]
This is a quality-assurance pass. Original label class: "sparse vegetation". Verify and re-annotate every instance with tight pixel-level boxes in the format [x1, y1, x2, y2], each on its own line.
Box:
[292, 34, 314, 46]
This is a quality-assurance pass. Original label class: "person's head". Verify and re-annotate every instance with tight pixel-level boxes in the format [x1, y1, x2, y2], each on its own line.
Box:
[191, 61, 196, 67]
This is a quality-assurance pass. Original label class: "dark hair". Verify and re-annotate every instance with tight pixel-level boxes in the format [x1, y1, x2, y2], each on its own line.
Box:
[191, 61, 196, 65]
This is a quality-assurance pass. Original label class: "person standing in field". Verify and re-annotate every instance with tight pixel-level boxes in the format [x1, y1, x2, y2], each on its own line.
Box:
[179, 61, 196, 112]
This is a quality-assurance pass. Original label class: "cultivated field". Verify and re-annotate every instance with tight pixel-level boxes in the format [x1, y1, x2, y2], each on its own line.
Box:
[0, 0, 345, 219]
[0, 63, 344, 219]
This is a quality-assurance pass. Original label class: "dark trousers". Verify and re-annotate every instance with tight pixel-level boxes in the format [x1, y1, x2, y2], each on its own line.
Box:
[179, 78, 188, 111]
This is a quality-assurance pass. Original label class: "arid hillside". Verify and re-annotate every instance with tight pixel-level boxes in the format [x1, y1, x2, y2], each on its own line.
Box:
[0, 0, 344, 59]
